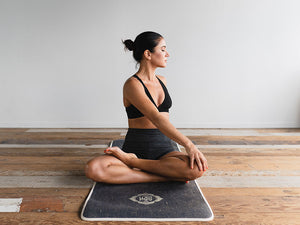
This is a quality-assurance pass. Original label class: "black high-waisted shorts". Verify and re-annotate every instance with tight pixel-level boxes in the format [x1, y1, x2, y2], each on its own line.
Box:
[122, 128, 179, 160]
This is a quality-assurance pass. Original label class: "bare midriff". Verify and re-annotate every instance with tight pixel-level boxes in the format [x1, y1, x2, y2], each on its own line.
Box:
[128, 112, 169, 129]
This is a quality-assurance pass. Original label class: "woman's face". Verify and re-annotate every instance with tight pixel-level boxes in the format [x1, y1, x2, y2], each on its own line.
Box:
[149, 38, 170, 68]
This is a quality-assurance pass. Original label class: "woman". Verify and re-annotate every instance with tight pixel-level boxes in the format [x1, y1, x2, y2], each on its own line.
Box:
[85, 31, 208, 184]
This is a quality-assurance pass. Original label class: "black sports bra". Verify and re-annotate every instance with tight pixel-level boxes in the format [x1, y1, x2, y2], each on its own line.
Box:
[126, 74, 172, 119]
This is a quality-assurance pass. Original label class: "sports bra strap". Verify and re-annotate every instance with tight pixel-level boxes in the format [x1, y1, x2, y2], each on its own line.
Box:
[133, 74, 158, 108]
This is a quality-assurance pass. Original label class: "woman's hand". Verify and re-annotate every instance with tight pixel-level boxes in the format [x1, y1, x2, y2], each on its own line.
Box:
[185, 144, 208, 171]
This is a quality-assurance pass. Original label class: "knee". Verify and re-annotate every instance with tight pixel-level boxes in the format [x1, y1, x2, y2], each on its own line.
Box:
[84, 159, 98, 180]
[178, 155, 204, 180]
[185, 168, 204, 181]
[85, 158, 108, 182]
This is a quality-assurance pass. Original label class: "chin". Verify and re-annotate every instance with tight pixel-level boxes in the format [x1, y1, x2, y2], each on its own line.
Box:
[159, 63, 167, 68]
[154, 61, 167, 68]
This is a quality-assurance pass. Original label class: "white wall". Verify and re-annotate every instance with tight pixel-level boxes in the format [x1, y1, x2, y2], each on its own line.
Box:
[1, 0, 300, 128]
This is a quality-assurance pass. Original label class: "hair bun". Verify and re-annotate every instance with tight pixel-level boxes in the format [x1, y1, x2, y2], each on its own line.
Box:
[123, 39, 135, 51]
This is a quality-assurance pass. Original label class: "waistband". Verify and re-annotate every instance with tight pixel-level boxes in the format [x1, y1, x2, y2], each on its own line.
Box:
[126, 128, 162, 135]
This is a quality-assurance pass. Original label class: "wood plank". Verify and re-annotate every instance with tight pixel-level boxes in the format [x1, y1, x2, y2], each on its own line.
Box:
[183, 128, 300, 133]
[0, 132, 123, 145]
[205, 193, 300, 213]
[189, 136, 300, 145]
[0, 138, 110, 145]
[0, 176, 93, 188]
[205, 170, 300, 176]
[0, 132, 122, 139]
[0, 156, 93, 164]
[20, 197, 64, 213]
[0, 144, 108, 148]
[27, 128, 128, 133]
[254, 128, 300, 133]
[196, 144, 300, 149]
[173, 129, 300, 136]
[201, 187, 300, 196]
[0, 165, 88, 176]
[197, 176, 300, 188]
[206, 156, 300, 171]
[0, 188, 90, 198]
[209, 212, 300, 225]
[0, 128, 28, 133]
[197, 146, 300, 156]
[0, 188, 89, 213]
[0, 147, 106, 157]
[0, 198, 22, 212]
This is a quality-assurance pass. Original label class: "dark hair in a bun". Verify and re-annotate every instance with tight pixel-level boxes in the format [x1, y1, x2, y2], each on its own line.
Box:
[123, 39, 135, 51]
[122, 31, 163, 63]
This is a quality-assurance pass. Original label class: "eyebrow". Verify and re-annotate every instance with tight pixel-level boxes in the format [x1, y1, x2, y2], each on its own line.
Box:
[161, 45, 166, 48]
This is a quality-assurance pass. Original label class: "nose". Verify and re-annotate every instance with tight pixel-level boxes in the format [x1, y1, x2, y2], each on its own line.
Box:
[166, 51, 170, 57]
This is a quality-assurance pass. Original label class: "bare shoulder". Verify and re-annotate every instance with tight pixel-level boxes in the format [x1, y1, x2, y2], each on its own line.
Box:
[156, 74, 167, 85]
[123, 76, 142, 94]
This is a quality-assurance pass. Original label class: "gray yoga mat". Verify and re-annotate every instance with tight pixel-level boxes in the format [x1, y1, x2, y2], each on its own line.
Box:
[81, 139, 213, 221]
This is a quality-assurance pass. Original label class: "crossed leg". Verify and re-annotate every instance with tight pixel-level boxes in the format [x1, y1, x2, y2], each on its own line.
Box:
[85, 154, 170, 184]
[85, 147, 204, 184]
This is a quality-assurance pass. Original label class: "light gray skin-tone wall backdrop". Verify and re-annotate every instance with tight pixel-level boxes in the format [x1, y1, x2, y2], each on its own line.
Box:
[1, 0, 300, 128]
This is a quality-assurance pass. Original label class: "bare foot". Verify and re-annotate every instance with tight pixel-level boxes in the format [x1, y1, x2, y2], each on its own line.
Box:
[104, 147, 137, 167]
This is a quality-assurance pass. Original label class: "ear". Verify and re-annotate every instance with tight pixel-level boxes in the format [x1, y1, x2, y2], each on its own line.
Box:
[143, 50, 152, 60]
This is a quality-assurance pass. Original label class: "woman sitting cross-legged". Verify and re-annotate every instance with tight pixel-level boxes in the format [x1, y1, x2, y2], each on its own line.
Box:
[85, 31, 208, 184]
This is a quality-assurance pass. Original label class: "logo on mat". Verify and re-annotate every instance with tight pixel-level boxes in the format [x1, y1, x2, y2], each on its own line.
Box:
[129, 193, 163, 205]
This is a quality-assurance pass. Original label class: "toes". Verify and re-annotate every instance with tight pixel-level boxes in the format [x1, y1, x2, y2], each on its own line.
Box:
[104, 148, 113, 154]
[104, 147, 121, 155]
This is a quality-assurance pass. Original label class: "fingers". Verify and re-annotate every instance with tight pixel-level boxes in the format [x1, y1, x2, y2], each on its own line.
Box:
[187, 145, 208, 172]
[200, 157, 207, 171]
[195, 155, 203, 171]
[190, 152, 205, 171]
[194, 153, 208, 172]
[203, 158, 208, 170]
[190, 154, 194, 169]
[104, 148, 111, 154]
[200, 153, 208, 170]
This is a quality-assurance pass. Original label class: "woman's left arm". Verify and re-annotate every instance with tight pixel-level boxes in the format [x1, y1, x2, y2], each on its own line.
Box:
[156, 76, 208, 171]
[155, 117, 208, 171]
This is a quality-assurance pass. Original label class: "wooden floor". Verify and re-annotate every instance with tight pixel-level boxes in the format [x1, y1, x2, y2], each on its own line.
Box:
[0, 128, 300, 225]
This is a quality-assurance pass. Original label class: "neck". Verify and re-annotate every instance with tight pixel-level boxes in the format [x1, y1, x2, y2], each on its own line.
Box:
[136, 60, 157, 81]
